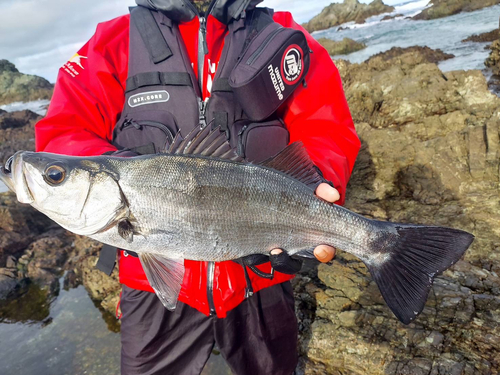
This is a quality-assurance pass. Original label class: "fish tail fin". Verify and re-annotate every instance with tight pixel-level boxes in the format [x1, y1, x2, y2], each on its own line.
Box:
[365, 223, 474, 324]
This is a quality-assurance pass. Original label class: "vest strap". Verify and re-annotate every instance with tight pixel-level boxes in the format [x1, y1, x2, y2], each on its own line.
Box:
[211, 78, 233, 93]
[213, 111, 229, 138]
[131, 7, 173, 64]
[126, 72, 193, 92]
[96, 244, 118, 276]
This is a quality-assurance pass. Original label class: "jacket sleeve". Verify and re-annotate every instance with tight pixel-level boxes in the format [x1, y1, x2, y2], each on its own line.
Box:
[273, 12, 360, 205]
[35, 15, 130, 156]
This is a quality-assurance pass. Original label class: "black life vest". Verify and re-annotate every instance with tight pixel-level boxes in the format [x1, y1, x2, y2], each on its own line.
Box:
[113, 4, 310, 163]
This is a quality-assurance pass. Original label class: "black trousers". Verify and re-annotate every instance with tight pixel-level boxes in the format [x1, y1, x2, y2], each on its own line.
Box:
[120, 282, 298, 375]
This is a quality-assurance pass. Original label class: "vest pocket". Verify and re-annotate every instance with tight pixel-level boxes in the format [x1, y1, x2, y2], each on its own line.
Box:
[235, 119, 289, 163]
[113, 111, 178, 154]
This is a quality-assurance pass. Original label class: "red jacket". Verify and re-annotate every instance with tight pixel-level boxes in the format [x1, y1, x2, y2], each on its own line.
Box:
[35, 11, 360, 318]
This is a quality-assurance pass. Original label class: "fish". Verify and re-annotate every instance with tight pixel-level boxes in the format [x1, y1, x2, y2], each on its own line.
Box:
[0, 126, 474, 324]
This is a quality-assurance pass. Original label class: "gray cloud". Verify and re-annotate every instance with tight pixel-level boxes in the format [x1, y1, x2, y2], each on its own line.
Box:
[0, 0, 404, 82]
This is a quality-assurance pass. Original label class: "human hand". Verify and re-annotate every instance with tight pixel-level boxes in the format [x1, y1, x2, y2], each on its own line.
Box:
[270, 183, 339, 264]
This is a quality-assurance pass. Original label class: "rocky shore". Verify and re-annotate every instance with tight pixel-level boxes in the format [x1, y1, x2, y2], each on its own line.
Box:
[296, 46, 500, 374]
[413, 0, 500, 21]
[462, 29, 499, 44]
[317, 38, 367, 56]
[485, 30, 500, 95]
[303, 0, 394, 33]
[1, 41, 500, 375]
[0, 60, 53, 106]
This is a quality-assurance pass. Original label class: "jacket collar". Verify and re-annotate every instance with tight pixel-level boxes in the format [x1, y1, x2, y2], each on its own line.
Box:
[135, 0, 263, 24]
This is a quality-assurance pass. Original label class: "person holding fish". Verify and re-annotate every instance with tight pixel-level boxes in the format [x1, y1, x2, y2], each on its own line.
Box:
[31, 0, 360, 374]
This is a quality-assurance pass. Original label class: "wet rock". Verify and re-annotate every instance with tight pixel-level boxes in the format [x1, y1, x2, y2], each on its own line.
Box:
[0, 281, 53, 323]
[296, 47, 500, 374]
[381, 13, 403, 21]
[0, 110, 42, 163]
[486, 40, 500, 94]
[366, 46, 454, 64]
[5, 255, 16, 268]
[318, 38, 366, 56]
[0, 274, 18, 300]
[73, 240, 121, 315]
[78, 254, 120, 302]
[413, 0, 500, 21]
[63, 270, 80, 290]
[303, 0, 394, 33]
[0, 59, 53, 105]
[462, 29, 499, 44]
[0, 192, 55, 267]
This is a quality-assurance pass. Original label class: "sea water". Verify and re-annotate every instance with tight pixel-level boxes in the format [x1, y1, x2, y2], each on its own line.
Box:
[314, 0, 500, 73]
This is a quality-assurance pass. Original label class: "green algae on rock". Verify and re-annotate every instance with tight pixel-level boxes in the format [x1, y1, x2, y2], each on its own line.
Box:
[0, 60, 53, 106]
[317, 37, 367, 56]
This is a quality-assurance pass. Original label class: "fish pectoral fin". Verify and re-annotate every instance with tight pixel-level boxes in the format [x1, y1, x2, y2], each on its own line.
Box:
[138, 253, 185, 310]
[260, 142, 323, 188]
[118, 219, 135, 243]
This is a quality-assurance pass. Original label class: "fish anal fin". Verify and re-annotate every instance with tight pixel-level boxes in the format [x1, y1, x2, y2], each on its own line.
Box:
[139, 253, 185, 310]
[260, 142, 323, 187]
[167, 126, 243, 162]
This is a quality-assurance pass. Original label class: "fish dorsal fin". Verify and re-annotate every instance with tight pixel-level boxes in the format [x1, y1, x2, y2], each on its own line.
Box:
[260, 142, 324, 187]
[139, 253, 185, 310]
[167, 126, 243, 162]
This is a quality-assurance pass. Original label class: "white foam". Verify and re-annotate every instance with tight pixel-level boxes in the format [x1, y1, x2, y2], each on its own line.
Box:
[0, 99, 50, 116]
[394, 0, 431, 13]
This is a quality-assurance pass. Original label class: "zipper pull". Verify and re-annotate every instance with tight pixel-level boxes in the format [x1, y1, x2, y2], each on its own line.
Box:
[131, 120, 142, 130]
[199, 17, 208, 55]
[198, 98, 207, 128]
[238, 125, 248, 137]
[121, 119, 131, 130]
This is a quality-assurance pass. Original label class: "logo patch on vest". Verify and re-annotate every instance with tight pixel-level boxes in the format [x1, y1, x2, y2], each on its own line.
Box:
[281, 45, 304, 85]
[128, 90, 170, 108]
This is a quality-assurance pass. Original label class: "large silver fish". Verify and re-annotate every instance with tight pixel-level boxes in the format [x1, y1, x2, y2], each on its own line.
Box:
[0, 126, 474, 324]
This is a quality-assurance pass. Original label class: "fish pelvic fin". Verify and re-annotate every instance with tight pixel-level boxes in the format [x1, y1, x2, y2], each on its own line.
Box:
[365, 224, 474, 325]
[139, 253, 185, 310]
[260, 142, 324, 188]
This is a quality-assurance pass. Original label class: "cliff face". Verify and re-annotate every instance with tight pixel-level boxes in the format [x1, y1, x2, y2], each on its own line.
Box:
[414, 0, 500, 21]
[0, 60, 53, 106]
[296, 47, 500, 375]
[303, 0, 395, 33]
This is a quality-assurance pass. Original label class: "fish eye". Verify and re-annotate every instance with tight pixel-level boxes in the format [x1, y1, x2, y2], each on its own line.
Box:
[43, 164, 67, 186]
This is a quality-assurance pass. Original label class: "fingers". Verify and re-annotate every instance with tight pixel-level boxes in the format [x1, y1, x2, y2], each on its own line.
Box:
[315, 183, 340, 203]
[314, 245, 336, 263]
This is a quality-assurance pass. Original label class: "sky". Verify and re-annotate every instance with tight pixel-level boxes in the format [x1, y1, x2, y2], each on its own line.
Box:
[0, 0, 405, 83]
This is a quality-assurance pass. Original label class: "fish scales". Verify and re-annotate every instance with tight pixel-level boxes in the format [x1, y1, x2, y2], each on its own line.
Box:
[97, 155, 373, 262]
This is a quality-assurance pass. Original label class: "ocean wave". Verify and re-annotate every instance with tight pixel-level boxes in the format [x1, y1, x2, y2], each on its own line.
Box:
[0, 99, 50, 116]
[394, 0, 431, 13]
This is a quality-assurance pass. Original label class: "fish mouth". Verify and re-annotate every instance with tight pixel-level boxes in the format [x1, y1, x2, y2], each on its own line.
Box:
[0, 153, 35, 203]
[0, 155, 16, 192]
